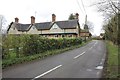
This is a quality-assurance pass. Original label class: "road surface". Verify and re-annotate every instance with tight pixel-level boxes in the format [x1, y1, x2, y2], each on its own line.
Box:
[3, 40, 106, 79]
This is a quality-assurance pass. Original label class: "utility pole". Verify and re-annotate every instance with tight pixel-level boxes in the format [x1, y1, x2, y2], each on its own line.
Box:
[84, 15, 87, 42]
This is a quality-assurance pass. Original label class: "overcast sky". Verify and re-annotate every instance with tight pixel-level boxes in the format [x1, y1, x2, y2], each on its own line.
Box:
[0, 0, 104, 36]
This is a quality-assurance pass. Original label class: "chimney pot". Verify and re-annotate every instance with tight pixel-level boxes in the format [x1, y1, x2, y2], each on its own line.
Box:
[31, 16, 35, 24]
[52, 14, 56, 22]
[15, 17, 19, 23]
[75, 13, 79, 20]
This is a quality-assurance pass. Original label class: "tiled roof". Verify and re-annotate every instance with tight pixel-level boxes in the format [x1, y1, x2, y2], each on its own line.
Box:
[7, 22, 31, 32]
[8, 19, 79, 31]
[34, 22, 52, 30]
[15, 23, 31, 31]
[55, 19, 78, 29]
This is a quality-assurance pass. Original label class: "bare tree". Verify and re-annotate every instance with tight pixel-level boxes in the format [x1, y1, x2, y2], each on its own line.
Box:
[92, 0, 119, 20]
[86, 21, 94, 32]
[0, 15, 7, 34]
[93, 0, 120, 45]
[83, 21, 94, 33]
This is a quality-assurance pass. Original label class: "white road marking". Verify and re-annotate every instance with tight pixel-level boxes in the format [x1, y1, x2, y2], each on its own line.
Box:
[93, 41, 97, 46]
[95, 66, 103, 70]
[89, 46, 93, 50]
[74, 51, 85, 59]
[86, 69, 92, 71]
[32, 65, 62, 80]
[95, 41, 98, 44]
[99, 58, 105, 65]
[89, 41, 97, 50]
[93, 44, 96, 46]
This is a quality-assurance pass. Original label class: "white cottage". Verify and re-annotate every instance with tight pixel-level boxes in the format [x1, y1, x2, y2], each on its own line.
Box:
[7, 13, 82, 38]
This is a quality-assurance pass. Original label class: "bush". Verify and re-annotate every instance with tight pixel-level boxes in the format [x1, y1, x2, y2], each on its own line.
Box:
[2, 35, 85, 69]
[2, 35, 82, 59]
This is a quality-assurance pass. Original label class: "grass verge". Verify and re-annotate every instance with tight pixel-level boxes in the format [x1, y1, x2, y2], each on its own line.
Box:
[2, 41, 90, 69]
[102, 41, 119, 79]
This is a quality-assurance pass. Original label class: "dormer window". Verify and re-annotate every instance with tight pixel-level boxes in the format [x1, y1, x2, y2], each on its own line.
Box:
[32, 26, 35, 29]
[55, 35, 58, 37]
[68, 34, 72, 37]
[52, 24, 58, 29]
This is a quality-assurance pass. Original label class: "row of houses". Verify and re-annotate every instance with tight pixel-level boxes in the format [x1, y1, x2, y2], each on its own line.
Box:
[7, 13, 92, 39]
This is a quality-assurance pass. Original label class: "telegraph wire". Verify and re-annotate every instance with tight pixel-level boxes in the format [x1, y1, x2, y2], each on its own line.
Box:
[76, 0, 87, 24]
[76, 0, 85, 15]
[80, 0, 87, 24]
[80, 0, 87, 15]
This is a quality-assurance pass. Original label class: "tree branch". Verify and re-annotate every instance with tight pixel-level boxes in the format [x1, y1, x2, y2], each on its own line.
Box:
[110, 0, 120, 12]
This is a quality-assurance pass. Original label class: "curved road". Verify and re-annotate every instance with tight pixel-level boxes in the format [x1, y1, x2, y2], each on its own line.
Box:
[3, 40, 106, 79]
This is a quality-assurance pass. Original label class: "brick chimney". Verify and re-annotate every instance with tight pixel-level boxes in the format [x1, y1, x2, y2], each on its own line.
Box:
[75, 13, 79, 20]
[31, 16, 35, 24]
[52, 14, 56, 22]
[15, 17, 19, 23]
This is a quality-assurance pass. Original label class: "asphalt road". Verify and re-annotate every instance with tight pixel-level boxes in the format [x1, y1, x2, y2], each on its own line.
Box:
[3, 40, 106, 79]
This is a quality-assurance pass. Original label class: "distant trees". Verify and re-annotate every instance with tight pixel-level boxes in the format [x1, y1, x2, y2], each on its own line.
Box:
[103, 14, 119, 44]
[84, 21, 94, 32]
[94, 0, 120, 45]
[68, 13, 76, 20]
[93, 0, 119, 19]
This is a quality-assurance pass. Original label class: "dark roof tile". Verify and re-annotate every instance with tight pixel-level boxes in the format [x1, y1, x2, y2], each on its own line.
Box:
[34, 22, 52, 30]
[55, 19, 78, 29]
[8, 19, 80, 31]
[15, 23, 31, 31]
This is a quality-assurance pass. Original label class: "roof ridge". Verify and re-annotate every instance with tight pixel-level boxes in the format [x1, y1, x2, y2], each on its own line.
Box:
[13, 19, 78, 25]
[13, 22, 31, 25]
[35, 22, 51, 24]
[55, 19, 78, 23]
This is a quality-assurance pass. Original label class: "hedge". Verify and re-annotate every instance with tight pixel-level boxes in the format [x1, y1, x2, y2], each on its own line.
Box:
[2, 34, 82, 59]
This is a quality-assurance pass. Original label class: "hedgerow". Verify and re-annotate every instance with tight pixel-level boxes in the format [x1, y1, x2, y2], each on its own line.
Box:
[2, 34, 82, 59]
[2, 34, 83, 68]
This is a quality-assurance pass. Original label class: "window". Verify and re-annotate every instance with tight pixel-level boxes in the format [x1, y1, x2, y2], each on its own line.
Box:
[54, 35, 58, 37]
[44, 35, 47, 37]
[32, 26, 35, 29]
[68, 34, 72, 37]
[13, 27, 15, 30]
[62, 35, 65, 37]
[52, 24, 58, 29]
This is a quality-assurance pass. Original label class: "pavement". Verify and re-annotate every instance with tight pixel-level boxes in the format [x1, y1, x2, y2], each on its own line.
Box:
[2, 40, 106, 79]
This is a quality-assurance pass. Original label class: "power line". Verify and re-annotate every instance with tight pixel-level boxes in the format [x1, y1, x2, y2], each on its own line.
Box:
[80, 0, 86, 15]
[80, 0, 88, 24]
[76, 0, 87, 24]
[76, 0, 85, 14]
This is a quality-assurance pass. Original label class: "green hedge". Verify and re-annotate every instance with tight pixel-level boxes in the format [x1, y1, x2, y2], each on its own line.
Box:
[2, 41, 88, 69]
[2, 34, 82, 59]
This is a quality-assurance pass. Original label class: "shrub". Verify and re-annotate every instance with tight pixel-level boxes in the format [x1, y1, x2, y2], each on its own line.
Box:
[2, 35, 82, 59]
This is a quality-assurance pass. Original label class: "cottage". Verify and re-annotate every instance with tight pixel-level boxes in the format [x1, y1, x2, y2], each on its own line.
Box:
[80, 29, 92, 39]
[7, 13, 81, 38]
[80, 24, 92, 40]
[7, 13, 91, 38]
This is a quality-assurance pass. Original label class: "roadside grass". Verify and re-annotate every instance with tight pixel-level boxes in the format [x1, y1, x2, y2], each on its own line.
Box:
[103, 41, 119, 78]
[2, 40, 90, 69]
